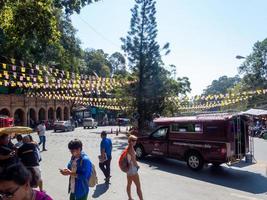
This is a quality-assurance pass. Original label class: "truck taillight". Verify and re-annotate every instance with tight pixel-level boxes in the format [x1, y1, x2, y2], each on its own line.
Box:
[221, 148, 227, 155]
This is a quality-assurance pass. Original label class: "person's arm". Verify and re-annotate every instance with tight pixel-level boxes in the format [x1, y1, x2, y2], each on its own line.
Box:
[100, 141, 106, 159]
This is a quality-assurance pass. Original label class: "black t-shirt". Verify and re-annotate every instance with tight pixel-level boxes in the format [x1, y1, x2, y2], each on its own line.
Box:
[0, 142, 17, 167]
[18, 143, 39, 167]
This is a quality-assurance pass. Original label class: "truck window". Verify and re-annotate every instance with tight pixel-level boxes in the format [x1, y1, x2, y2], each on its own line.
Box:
[171, 123, 202, 133]
[151, 128, 168, 139]
[206, 126, 219, 134]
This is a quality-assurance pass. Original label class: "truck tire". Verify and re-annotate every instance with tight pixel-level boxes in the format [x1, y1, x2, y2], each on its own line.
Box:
[186, 152, 204, 171]
[135, 145, 145, 159]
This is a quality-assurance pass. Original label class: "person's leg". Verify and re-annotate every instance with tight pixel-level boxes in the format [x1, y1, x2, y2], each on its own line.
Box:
[38, 135, 42, 146]
[127, 176, 133, 200]
[99, 162, 107, 178]
[106, 158, 111, 179]
[69, 193, 75, 200]
[43, 136, 46, 150]
[132, 174, 143, 200]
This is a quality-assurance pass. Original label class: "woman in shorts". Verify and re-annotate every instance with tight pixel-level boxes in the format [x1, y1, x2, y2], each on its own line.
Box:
[126, 135, 144, 200]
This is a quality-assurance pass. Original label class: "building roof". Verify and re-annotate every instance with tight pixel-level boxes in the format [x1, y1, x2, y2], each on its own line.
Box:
[240, 108, 267, 116]
[154, 113, 235, 124]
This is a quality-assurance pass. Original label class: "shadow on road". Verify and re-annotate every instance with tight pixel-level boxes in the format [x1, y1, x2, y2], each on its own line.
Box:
[140, 156, 267, 194]
[92, 183, 110, 198]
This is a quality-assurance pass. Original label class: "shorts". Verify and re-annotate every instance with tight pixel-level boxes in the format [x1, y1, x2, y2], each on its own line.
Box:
[127, 165, 138, 176]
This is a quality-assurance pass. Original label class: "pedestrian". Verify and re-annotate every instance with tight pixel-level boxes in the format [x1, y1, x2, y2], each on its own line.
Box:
[126, 135, 144, 200]
[37, 121, 47, 151]
[14, 134, 23, 148]
[0, 134, 17, 172]
[28, 135, 42, 162]
[0, 163, 53, 200]
[60, 139, 92, 200]
[99, 131, 112, 183]
[17, 135, 43, 191]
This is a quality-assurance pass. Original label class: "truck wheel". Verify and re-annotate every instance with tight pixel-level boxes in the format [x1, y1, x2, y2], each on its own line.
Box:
[186, 152, 204, 171]
[135, 145, 145, 159]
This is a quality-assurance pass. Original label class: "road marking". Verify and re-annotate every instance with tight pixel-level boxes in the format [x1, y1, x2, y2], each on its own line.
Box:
[230, 193, 263, 200]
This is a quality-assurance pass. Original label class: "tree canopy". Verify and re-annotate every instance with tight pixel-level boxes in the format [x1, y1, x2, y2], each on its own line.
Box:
[203, 75, 241, 95]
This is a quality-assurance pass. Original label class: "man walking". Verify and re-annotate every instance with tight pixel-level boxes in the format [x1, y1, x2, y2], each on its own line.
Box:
[37, 121, 47, 151]
[60, 139, 92, 200]
[99, 131, 112, 183]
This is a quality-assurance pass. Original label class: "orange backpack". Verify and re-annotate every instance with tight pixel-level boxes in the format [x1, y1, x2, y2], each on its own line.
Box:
[118, 147, 129, 173]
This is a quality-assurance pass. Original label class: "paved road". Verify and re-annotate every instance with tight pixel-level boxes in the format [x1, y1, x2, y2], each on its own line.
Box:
[35, 127, 267, 200]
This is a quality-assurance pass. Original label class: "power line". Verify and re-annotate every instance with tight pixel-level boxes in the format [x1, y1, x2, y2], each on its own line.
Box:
[77, 15, 121, 49]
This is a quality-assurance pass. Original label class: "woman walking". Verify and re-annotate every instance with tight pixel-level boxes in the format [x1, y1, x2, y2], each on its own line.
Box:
[126, 135, 144, 200]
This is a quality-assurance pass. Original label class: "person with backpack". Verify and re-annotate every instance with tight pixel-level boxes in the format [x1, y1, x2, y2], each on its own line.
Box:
[125, 135, 144, 200]
[99, 131, 112, 183]
[60, 139, 92, 200]
[17, 135, 43, 191]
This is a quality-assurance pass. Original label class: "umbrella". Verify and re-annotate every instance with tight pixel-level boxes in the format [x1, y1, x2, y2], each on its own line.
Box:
[0, 126, 33, 136]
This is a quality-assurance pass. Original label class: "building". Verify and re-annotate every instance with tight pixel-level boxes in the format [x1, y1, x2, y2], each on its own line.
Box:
[0, 94, 71, 126]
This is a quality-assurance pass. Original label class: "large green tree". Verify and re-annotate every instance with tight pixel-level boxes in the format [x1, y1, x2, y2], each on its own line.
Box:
[121, 0, 181, 130]
[0, 0, 97, 71]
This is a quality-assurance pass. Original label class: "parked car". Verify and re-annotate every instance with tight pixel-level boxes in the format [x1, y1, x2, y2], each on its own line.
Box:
[54, 121, 75, 132]
[83, 118, 98, 129]
[134, 113, 251, 171]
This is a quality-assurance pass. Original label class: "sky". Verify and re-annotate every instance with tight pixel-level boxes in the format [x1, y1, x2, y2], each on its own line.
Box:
[71, 0, 267, 96]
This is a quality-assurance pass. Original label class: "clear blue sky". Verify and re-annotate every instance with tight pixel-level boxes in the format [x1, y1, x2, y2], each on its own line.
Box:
[71, 0, 267, 96]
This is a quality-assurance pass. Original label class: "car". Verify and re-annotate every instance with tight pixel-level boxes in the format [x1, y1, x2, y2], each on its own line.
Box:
[83, 118, 98, 129]
[135, 113, 251, 171]
[54, 120, 75, 132]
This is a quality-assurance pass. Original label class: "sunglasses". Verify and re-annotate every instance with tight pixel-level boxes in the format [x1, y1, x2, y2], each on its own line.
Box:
[0, 186, 20, 199]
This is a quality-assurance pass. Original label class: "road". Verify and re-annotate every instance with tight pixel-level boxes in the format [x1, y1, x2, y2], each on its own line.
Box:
[35, 126, 267, 200]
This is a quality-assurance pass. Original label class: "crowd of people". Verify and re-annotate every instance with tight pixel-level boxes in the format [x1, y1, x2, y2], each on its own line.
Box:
[0, 127, 144, 200]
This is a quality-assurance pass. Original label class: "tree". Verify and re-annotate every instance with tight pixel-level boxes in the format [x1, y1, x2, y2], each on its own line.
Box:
[239, 38, 267, 90]
[0, 0, 60, 60]
[121, 0, 175, 130]
[83, 49, 112, 77]
[54, 0, 99, 15]
[238, 38, 267, 108]
[109, 52, 127, 75]
[203, 75, 241, 95]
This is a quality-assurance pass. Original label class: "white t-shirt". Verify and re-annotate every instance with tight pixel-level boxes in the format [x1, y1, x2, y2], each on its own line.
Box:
[37, 124, 46, 136]
[70, 158, 78, 193]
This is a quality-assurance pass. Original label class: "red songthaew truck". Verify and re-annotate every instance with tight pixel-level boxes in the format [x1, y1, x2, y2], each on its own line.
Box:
[135, 113, 251, 170]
